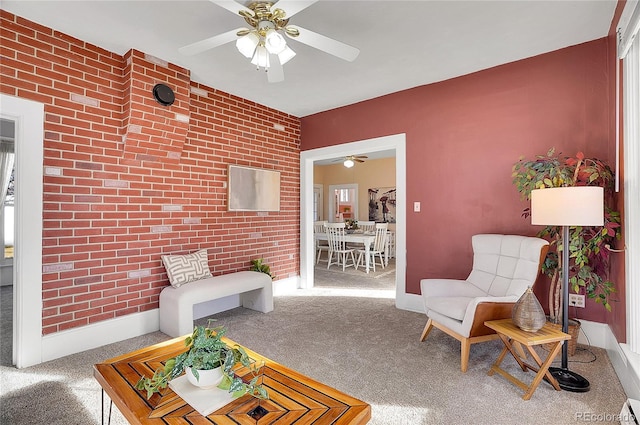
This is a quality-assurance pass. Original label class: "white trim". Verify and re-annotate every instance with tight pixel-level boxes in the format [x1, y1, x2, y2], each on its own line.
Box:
[396, 292, 425, 314]
[0, 94, 44, 368]
[42, 309, 159, 362]
[575, 319, 611, 348]
[618, 0, 640, 59]
[41, 274, 301, 362]
[606, 324, 640, 400]
[624, 27, 640, 354]
[300, 134, 407, 307]
[273, 275, 299, 296]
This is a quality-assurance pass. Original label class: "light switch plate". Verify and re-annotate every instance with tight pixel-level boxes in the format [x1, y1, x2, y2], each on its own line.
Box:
[414, 202, 420, 212]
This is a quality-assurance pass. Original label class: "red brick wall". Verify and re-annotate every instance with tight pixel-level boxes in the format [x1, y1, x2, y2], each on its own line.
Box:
[1, 10, 301, 335]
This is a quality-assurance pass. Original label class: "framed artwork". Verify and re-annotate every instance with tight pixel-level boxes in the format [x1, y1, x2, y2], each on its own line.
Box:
[368, 187, 396, 223]
[227, 165, 280, 212]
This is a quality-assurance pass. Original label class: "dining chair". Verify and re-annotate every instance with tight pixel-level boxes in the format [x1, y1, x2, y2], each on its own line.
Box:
[355, 223, 388, 272]
[314, 221, 329, 264]
[357, 220, 376, 233]
[325, 222, 356, 271]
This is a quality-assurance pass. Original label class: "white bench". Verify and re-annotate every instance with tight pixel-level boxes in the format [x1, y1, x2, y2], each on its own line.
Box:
[159, 271, 273, 337]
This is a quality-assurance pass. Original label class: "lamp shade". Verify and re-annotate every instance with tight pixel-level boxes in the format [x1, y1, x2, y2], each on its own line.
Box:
[251, 45, 270, 68]
[236, 32, 259, 58]
[531, 186, 604, 226]
[265, 29, 286, 54]
[277, 45, 296, 65]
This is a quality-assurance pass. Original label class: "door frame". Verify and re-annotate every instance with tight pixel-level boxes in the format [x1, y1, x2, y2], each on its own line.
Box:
[300, 133, 408, 307]
[1, 94, 44, 368]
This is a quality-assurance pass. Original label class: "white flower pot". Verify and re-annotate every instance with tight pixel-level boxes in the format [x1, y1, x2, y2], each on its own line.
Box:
[185, 366, 224, 389]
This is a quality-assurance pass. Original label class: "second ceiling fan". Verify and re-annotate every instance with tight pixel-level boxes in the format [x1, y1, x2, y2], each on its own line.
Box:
[335, 155, 368, 168]
[179, 0, 360, 83]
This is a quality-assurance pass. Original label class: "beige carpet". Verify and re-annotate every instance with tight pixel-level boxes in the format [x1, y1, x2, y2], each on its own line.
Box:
[0, 278, 629, 424]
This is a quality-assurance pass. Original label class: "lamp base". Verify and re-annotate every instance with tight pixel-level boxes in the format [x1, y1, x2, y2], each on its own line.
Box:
[549, 367, 590, 392]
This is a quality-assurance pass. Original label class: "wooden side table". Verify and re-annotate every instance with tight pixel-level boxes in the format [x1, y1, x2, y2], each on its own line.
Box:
[484, 318, 571, 400]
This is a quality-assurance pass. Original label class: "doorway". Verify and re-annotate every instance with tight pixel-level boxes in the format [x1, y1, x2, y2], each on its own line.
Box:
[328, 184, 358, 222]
[1, 94, 44, 368]
[313, 184, 323, 221]
[300, 133, 409, 308]
[0, 118, 14, 366]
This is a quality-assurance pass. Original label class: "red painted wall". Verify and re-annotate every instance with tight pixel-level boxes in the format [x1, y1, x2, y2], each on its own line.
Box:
[1, 11, 301, 335]
[301, 38, 616, 324]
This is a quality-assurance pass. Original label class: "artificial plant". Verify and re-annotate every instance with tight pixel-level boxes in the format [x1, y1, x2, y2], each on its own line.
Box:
[512, 148, 621, 322]
[135, 321, 268, 400]
[250, 258, 274, 279]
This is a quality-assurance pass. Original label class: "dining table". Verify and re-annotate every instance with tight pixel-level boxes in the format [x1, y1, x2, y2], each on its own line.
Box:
[315, 232, 379, 273]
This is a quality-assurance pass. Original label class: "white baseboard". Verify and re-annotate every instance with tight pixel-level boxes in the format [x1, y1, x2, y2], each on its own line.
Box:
[606, 329, 640, 400]
[39, 276, 301, 364]
[575, 319, 609, 348]
[39, 271, 638, 402]
[41, 309, 159, 362]
[273, 275, 300, 295]
[396, 292, 424, 314]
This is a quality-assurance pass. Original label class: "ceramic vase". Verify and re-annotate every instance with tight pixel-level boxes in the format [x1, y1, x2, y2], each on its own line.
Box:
[186, 366, 224, 389]
[512, 286, 546, 332]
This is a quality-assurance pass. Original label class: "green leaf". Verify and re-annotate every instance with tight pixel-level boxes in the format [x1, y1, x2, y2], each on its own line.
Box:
[218, 374, 232, 391]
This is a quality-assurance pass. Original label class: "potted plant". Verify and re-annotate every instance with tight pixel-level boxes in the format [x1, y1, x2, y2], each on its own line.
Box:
[512, 148, 621, 329]
[250, 258, 274, 279]
[135, 321, 268, 400]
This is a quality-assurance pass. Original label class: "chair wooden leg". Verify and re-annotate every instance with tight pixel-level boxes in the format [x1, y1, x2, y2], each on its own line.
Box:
[460, 339, 471, 373]
[420, 318, 434, 342]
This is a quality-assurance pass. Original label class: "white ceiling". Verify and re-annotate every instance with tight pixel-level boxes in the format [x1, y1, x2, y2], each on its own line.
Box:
[2, 1, 616, 118]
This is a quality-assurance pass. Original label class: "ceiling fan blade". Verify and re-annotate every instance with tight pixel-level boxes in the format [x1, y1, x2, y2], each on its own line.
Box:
[354, 155, 368, 159]
[267, 54, 284, 83]
[286, 25, 359, 62]
[210, 0, 253, 16]
[273, 0, 318, 18]
[178, 28, 245, 56]
[354, 159, 365, 163]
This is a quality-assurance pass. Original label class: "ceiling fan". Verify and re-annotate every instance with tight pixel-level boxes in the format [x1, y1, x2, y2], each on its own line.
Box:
[333, 155, 368, 168]
[178, 0, 360, 83]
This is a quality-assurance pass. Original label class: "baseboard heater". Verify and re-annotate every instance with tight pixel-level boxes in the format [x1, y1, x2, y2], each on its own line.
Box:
[621, 399, 640, 425]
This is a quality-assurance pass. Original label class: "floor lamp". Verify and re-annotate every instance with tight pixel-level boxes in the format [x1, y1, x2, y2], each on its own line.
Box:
[530, 186, 604, 393]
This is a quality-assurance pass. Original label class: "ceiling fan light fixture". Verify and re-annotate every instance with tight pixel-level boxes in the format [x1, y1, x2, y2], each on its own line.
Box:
[236, 31, 259, 58]
[343, 159, 355, 168]
[251, 44, 270, 69]
[265, 28, 286, 54]
[277, 45, 296, 65]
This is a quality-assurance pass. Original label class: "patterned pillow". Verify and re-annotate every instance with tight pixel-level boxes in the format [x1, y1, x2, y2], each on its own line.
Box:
[161, 249, 213, 288]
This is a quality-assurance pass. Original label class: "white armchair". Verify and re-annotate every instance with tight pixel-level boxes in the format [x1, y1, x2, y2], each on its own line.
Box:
[420, 234, 549, 372]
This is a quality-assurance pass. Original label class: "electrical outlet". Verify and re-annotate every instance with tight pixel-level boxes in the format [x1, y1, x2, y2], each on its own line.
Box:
[569, 293, 585, 308]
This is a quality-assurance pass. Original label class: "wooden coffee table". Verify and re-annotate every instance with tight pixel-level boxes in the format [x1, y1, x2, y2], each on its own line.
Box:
[484, 319, 570, 400]
[94, 335, 371, 424]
